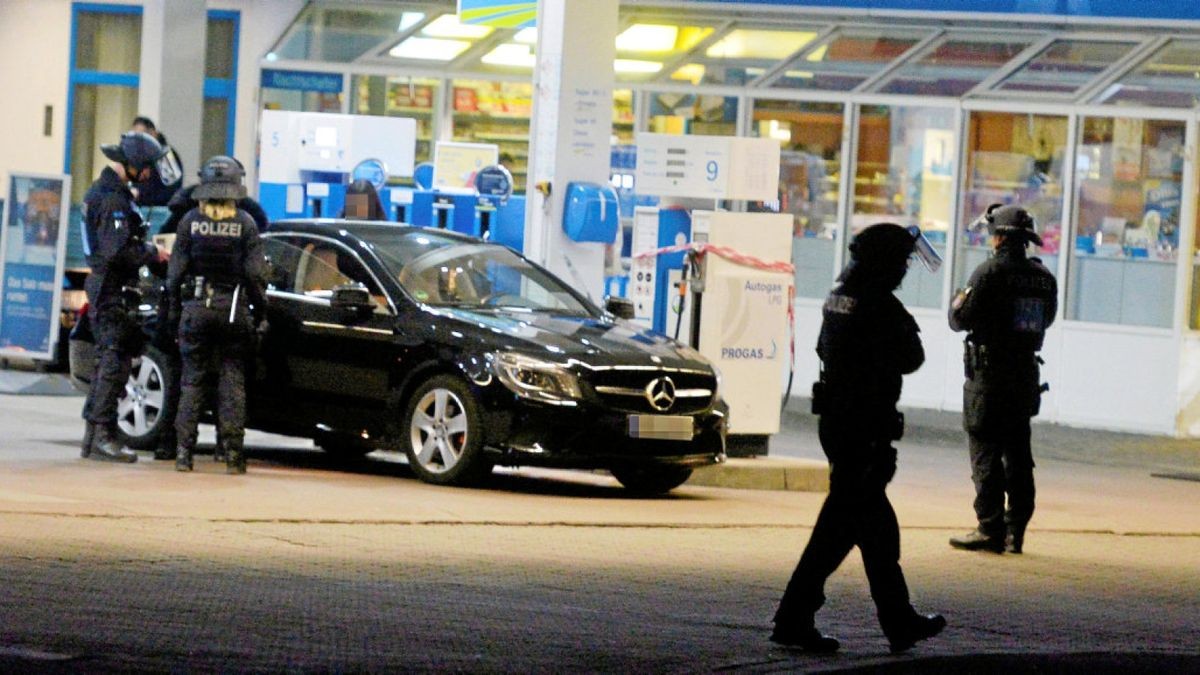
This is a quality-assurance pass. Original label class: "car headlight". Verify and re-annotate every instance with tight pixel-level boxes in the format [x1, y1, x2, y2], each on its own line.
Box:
[493, 352, 582, 405]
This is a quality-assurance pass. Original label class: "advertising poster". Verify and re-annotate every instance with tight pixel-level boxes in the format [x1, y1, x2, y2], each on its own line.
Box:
[432, 141, 498, 194]
[0, 173, 71, 360]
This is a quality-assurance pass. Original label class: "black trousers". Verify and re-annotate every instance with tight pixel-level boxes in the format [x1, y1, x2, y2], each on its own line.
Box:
[82, 303, 143, 427]
[175, 296, 252, 454]
[968, 418, 1035, 537]
[775, 416, 912, 631]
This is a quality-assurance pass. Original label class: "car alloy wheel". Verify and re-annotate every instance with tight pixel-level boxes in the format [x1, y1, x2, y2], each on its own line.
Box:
[410, 387, 469, 474]
[117, 352, 166, 441]
[402, 374, 490, 486]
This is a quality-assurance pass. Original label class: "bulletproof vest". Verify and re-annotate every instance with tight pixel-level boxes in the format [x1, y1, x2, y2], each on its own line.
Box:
[184, 212, 251, 286]
[969, 250, 1055, 353]
[82, 168, 144, 267]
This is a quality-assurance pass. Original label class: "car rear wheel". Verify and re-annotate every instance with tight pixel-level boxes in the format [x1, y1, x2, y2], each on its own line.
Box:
[401, 375, 491, 486]
[610, 465, 693, 495]
[116, 344, 175, 450]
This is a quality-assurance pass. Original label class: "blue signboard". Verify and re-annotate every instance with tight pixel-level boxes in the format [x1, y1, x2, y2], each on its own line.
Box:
[261, 69, 343, 94]
[458, 1, 537, 28]
[0, 174, 71, 360]
[709, 1, 1200, 21]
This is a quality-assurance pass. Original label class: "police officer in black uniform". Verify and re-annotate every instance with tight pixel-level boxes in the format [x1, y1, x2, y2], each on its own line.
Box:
[80, 131, 171, 462]
[948, 205, 1057, 554]
[166, 156, 267, 474]
[151, 158, 268, 462]
[772, 223, 946, 654]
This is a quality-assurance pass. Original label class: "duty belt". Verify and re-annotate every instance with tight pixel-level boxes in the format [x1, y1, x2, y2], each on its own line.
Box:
[182, 276, 240, 308]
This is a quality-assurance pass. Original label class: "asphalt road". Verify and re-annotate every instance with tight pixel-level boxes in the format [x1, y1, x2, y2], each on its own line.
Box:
[0, 393, 1197, 673]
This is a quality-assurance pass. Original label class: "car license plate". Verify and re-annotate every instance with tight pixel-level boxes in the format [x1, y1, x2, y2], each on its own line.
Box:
[628, 415, 693, 441]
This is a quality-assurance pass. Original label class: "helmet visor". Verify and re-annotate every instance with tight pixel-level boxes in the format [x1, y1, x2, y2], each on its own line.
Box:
[155, 151, 182, 186]
[906, 225, 943, 273]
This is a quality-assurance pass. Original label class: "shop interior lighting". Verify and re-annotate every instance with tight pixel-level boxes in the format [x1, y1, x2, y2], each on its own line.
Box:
[513, 27, 538, 44]
[422, 14, 493, 39]
[397, 12, 424, 32]
[706, 30, 817, 60]
[806, 45, 829, 62]
[616, 24, 678, 53]
[389, 36, 472, 61]
[482, 43, 536, 68]
[671, 63, 706, 84]
[614, 59, 664, 74]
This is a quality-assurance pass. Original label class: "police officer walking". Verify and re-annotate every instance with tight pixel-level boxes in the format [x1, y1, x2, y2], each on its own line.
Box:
[772, 223, 945, 653]
[80, 132, 171, 462]
[166, 156, 267, 474]
[949, 205, 1057, 554]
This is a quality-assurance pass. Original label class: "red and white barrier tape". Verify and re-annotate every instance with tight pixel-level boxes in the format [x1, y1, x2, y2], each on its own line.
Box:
[633, 242, 795, 275]
[634, 241, 797, 375]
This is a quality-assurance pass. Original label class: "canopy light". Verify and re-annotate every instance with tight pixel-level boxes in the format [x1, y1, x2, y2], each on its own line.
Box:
[616, 24, 678, 53]
[615, 59, 664, 74]
[390, 37, 471, 61]
[513, 27, 538, 45]
[423, 14, 493, 39]
[482, 43, 536, 68]
[398, 12, 424, 32]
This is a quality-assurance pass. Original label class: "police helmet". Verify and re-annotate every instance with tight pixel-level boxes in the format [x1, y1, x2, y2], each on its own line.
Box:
[193, 155, 248, 201]
[982, 204, 1043, 246]
[850, 223, 917, 267]
[100, 131, 166, 173]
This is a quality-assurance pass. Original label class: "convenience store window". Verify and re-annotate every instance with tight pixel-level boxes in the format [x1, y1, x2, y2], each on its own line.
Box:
[614, 23, 714, 83]
[954, 111, 1068, 291]
[612, 90, 635, 145]
[853, 105, 956, 309]
[1095, 39, 1200, 108]
[876, 34, 1033, 97]
[750, 100, 844, 298]
[768, 29, 927, 92]
[1068, 117, 1184, 328]
[450, 80, 532, 191]
[993, 39, 1136, 97]
[669, 27, 821, 87]
[352, 75, 439, 165]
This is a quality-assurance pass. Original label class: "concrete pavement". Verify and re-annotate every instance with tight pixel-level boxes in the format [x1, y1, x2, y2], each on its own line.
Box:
[0, 392, 1197, 672]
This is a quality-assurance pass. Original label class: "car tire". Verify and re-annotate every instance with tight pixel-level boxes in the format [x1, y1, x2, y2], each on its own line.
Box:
[316, 432, 376, 460]
[400, 374, 491, 486]
[610, 465, 693, 495]
[116, 344, 176, 450]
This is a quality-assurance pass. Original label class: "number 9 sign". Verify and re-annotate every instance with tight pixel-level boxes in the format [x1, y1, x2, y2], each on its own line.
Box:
[706, 160, 719, 182]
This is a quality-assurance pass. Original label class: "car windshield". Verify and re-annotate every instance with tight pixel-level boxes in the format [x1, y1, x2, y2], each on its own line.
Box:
[353, 227, 596, 316]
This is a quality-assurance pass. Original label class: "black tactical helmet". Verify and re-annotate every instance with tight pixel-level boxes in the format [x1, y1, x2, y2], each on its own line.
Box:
[987, 204, 1043, 246]
[100, 131, 166, 172]
[850, 222, 916, 266]
[193, 155, 247, 201]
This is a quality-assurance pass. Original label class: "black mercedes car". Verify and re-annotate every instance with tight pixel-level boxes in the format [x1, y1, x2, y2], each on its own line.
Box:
[70, 219, 726, 494]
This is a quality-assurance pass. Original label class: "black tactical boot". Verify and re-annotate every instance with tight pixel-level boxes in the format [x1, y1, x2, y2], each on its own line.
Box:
[175, 445, 193, 472]
[949, 528, 1004, 553]
[769, 624, 840, 653]
[81, 422, 96, 458]
[225, 440, 246, 475]
[88, 426, 138, 464]
[884, 612, 947, 653]
[1006, 525, 1026, 554]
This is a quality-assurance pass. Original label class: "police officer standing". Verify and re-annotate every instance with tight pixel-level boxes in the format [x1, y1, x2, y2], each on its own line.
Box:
[949, 205, 1057, 554]
[80, 132, 171, 462]
[151, 157, 267, 463]
[166, 156, 267, 474]
[772, 223, 945, 653]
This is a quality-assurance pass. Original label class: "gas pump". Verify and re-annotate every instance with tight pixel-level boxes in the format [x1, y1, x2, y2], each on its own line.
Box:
[630, 132, 790, 455]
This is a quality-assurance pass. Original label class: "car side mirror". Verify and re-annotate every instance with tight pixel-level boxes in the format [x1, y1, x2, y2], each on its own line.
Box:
[604, 295, 635, 320]
[330, 283, 374, 323]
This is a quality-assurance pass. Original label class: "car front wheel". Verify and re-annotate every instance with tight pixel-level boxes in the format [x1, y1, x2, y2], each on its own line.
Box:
[610, 465, 693, 495]
[401, 375, 491, 486]
[116, 344, 176, 450]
